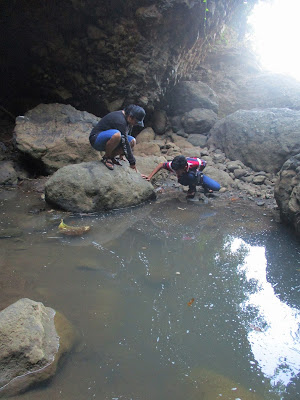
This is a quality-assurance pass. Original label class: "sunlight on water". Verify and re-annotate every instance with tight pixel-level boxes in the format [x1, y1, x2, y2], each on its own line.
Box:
[230, 238, 300, 389]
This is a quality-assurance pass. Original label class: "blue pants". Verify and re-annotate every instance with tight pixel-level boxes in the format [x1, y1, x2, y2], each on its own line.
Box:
[92, 129, 135, 151]
[178, 171, 220, 192]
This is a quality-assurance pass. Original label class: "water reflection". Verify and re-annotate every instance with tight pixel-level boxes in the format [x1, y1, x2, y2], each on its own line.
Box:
[229, 238, 300, 389]
[1, 188, 300, 400]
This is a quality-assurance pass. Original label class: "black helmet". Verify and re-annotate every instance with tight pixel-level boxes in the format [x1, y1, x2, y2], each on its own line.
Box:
[124, 104, 146, 127]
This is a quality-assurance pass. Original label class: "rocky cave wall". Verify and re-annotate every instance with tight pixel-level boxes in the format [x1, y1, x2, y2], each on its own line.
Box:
[0, 0, 255, 118]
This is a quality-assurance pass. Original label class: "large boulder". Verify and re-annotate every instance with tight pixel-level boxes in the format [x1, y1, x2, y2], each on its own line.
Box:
[187, 133, 208, 147]
[134, 155, 168, 183]
[204, 165, 234, 189]
[45, 161, 156, 212]
[134, 142, 162, 156]
[167, 81, 219, 115]
[181, 108, 218, 134]
[0, 298, 76, 397]
[152, 110, 168, 135]
[14, 103, 100, 174]
[136, 127, 156, 144]
[134, 155, 167, 176]
[208, 108, 300, 173]
[274, 154, 300, 235]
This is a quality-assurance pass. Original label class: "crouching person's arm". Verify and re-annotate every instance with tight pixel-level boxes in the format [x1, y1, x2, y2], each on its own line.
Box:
[141, 162, 164, 181]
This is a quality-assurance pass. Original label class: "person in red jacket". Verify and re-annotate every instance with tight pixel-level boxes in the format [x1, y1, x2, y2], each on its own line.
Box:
[142, 155, 220, 198]
[89, 104, 145, 171]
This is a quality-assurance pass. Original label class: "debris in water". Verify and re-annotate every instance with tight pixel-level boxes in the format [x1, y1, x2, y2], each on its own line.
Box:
[249, 324, 263, 332]
[58, 219, 90, 236]
[182, 235, 195, 241]
[187, 298, 195, 306]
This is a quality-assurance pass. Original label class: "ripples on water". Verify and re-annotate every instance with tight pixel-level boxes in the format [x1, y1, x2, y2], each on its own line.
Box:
[0, 188, 299, 400]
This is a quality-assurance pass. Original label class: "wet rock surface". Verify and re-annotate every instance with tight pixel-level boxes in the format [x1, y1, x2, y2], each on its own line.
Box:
[275, 153, 300, 234]
[0, 161, 18, 185]
[45, 161, 156, 212]
[0, 298, 76, 397]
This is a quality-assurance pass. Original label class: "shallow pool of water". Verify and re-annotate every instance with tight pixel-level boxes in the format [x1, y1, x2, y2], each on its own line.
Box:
[1, 187, 299, 400]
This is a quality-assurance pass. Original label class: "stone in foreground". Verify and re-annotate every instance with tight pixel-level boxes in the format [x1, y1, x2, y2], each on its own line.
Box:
[0, 298, 76, 397]
[45, 161, 156, 212]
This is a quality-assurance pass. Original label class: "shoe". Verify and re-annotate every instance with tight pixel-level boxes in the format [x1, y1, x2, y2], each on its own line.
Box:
[186, 188, 196, 199]
[111, 157, 122, 166]
[101, 156, 114, 170]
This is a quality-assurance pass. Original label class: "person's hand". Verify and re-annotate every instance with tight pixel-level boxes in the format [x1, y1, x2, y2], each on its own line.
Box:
[130, 164, 137, 172]
[141, 174, 151, 181]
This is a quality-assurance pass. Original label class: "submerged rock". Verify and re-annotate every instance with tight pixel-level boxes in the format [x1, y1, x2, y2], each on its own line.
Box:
[189, 367, 264, 400]
[45, 161, 156, 212]
[0, 298, 76, 397]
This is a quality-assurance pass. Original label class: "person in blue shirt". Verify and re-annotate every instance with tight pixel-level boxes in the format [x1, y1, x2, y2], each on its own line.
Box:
[89, 104, 145, 171]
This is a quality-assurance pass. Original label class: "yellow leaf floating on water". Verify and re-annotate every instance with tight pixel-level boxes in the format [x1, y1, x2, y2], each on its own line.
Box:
[187, 298, 195, 306]
[58, 219, 90, 236]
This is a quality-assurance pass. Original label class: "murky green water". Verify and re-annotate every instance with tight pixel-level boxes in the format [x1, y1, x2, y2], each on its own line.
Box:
[1, 187, 299, 400]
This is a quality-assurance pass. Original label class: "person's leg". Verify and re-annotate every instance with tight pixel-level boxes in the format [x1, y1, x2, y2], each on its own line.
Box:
[111, 135, 136, 161]
[187, 186, 196, 198]
[178, 172, 197, 198]
[105, 132, 121, 158]
[202, 174, 221, 192]
[93, 129, 121, 170]
[93, 129, 120, 151]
